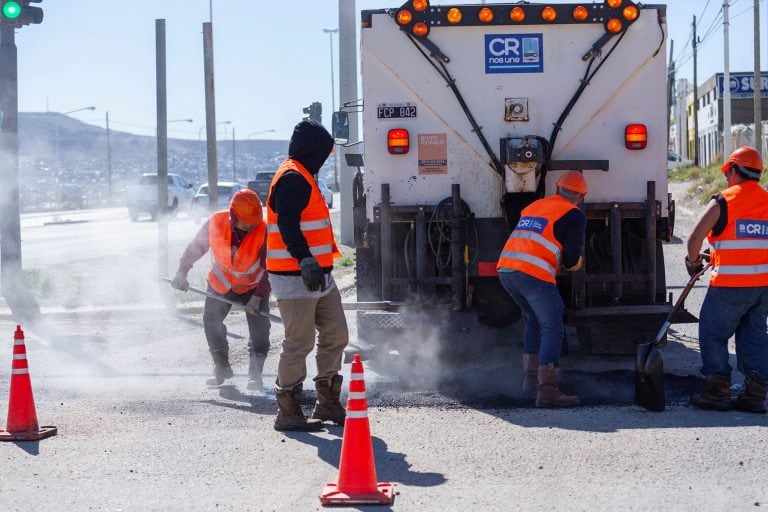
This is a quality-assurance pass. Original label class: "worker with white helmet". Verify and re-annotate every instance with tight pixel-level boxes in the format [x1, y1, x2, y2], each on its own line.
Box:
[497, 170, 588, 408]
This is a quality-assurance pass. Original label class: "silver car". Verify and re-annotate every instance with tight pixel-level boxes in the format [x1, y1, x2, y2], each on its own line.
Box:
[190, 182, 244, 223]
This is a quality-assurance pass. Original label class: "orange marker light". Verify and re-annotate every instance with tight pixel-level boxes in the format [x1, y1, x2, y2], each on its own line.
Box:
[412, 21, 429, 37]
[478, 7, 494, 23]
[606, 18, 623, 33]
[397, 9, 413, 25]
[622, 5, 639, 21]
[447, 7, 462, 24]
[388, 129, 410, 155]
[625, 124, 647, 150]
[412, 0, 428, 13]
[573, 5, 588, 21]
[509, 6, 525, 22]
[542, 6, 557, 22]
[606, 0, 622, 8]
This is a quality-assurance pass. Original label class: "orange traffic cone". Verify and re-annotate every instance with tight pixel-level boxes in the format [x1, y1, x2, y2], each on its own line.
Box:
[0, 325, 57, 441]
[319, 354, 394, 506]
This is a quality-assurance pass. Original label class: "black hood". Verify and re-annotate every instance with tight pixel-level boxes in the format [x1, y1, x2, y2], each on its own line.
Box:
[288, 120, 334, 175]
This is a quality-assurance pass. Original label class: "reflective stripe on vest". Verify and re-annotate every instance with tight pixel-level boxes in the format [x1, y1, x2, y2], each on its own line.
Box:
[707, 181, 768, 287]
[498, 250, 557, 280]
[266, 159, 340, 272]
[507, 231, 562, 259]
[206, 211, 267, 294]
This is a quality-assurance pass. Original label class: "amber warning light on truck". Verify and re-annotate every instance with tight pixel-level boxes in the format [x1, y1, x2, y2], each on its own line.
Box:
[395, 0, 641, 36]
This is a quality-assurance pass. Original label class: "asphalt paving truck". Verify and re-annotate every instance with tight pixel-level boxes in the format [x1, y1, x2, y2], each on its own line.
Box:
[338, 1, 688, 354]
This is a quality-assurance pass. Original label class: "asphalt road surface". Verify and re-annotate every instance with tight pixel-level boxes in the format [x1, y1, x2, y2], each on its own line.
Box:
[1, 187, 766, 511]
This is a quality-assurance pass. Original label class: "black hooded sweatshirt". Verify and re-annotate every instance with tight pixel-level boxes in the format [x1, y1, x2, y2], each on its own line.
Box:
[268, 120, 334, 274]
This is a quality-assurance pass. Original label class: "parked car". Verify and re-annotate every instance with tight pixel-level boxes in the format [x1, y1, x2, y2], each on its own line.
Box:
[190, 182, 244, 223]
[667, 151, 693, 171]
[247, 172, 276, 204]
[318, 178, 333, 209]
[126, 173, 195, 222]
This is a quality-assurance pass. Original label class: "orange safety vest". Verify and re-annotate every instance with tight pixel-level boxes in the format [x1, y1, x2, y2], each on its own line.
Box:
[497, 195, 577, 284]
[207, 210, 267, 294]
[266, 159, 341, 272]
[707, 181, 768, 287]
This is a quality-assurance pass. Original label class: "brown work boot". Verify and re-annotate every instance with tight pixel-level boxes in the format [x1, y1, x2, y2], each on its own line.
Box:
[536, 364, 580, 408]
[312, 374, 346, 425]
[522, 353, 539, 396]
[732, 377, 767, 414]
[247, 353, 266, 393]
[689, 374, 732, 411]
[205, 350, 234, 386]
[274, 385, 324, 432]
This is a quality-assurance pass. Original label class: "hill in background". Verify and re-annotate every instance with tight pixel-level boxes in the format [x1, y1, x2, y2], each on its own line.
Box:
[16, 112, 319, 211]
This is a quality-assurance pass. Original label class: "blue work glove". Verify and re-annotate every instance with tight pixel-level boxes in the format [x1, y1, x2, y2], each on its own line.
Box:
[299, 257, 326, 292]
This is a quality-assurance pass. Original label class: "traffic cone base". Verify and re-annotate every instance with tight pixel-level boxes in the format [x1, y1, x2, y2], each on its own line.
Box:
[0, 425, 57, 442]
[320, 482, 395, 506]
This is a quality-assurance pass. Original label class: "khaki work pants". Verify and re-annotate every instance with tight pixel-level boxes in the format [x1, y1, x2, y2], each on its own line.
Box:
[276, 286, 349, 389]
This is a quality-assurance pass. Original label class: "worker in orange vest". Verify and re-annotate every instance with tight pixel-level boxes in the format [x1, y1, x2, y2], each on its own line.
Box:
[171, 189, 271, 393]
[686, 146, 768, 414]
[266, 120, 347, 432]
[497, 171, 588, 408]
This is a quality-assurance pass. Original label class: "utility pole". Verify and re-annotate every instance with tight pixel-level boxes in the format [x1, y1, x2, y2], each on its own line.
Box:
[0, 26, 39, 321]
[754, 0, 762, 155]
[723, 1, 732, 158]
[339, 0, 358, 246]
[232, 126, 236, 182]
[667, 39, 675, 151]
[693, 15, 700, 166]
[106, 111, 112, 203]
[156, 19, 169, 280]
[203, 22, 219, 209]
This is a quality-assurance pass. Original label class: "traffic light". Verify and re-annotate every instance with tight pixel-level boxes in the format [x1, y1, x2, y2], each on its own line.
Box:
[0, 0, 43, 27]
[302, 101, 322, 124]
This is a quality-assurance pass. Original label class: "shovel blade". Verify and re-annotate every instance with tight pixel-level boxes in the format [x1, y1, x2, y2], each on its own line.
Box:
[635, 341, 666, 412]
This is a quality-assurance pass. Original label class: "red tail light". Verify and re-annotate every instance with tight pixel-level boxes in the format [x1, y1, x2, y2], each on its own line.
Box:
[625, 124, 647, 150]
[388, 128, 410, 154]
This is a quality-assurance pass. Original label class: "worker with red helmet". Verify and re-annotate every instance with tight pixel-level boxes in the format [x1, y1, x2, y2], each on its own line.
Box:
[170, 188, 272, 393]
[686, 146, 768, 413]
[497, 170, 588, 408]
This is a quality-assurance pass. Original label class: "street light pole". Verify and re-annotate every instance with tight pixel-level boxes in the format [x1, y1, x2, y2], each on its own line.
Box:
[54, 106, 96, 208]
[232, 126, 236, 182]
[323, 27, 339, 191]
[247, 129, 276, 138]
[106, 111, 112, 203]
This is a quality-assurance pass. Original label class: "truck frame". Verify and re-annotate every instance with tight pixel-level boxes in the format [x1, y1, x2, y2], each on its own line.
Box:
[346, 1, 693, 354]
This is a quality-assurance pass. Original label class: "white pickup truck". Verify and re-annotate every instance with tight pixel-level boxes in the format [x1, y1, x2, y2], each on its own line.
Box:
[126, 173, 195, 221]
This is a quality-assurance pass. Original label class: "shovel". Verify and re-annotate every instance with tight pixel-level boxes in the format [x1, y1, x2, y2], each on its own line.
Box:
[635, 261, 710, 411]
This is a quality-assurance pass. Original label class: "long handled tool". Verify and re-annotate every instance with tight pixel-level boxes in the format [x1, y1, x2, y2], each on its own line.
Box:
[635, 262, 710, 411]
[161, 277, 282, 323]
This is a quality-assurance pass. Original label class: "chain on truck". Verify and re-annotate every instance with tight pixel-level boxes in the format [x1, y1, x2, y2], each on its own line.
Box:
[334, 0, 696, 355]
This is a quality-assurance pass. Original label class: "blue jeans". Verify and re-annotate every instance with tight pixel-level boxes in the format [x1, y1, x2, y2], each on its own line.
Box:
[699, 286, 768, 382]
[499, 270, 565, 366]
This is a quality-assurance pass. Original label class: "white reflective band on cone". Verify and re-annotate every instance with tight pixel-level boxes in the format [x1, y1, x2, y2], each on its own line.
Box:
[346, 410, 368, 419]
[12, 354, 26, 360]
[348, 392, 366, 399]
[350, 373, 364, 381]
[14, 340, 25, 345]
[11, 368, 29, 374]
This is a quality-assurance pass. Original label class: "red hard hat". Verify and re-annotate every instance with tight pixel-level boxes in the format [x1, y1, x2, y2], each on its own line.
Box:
[721, 146, 763, 174]
[556, 170, 588, 195]
[230, 189, 263, 226]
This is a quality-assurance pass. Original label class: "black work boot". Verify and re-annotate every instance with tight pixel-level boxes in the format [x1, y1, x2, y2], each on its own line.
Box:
[689, 374, 732, 411]
[274, 385, 324, 432]
[247, 353, 267, 393]
[205, 350, 234, 386]
[312, 374, 346, 425]
[733, 377, 768, 414]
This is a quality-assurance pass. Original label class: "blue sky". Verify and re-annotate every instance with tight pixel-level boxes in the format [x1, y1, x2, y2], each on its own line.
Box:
[13, 0, 767, 140]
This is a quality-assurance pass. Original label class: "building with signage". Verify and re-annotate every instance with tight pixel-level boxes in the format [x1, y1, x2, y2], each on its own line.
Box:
[683, 72, 768, 167]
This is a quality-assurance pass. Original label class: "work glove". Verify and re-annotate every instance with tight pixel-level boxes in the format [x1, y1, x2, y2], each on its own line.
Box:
[684, 255, 704, 277]
[299, 257, 326, 292]
[170, 271, 189, 291]
[244, 295, 262, 317]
